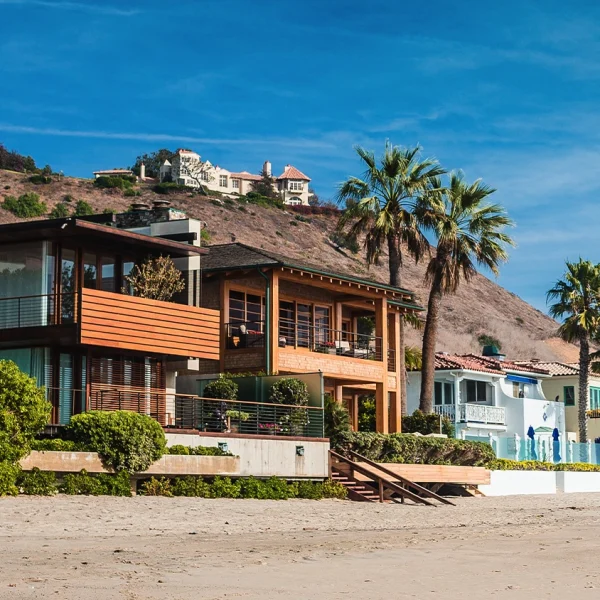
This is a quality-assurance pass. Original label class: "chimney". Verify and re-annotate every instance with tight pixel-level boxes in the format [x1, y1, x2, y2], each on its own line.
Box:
[263, 160, 271, 177]
[140, 162, 146, 180]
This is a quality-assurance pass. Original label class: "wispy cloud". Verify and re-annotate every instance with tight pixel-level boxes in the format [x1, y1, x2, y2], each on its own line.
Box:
[0, 123, 335, 149]
[0, 0, 140, 16]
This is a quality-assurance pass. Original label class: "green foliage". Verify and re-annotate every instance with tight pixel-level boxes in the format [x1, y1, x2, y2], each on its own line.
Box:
[124, 188, 141, 197]
[321, 479, 348, 499]
[94, 176, 135, 190]
[209, 476, 240, 498]
[0, 360, 52, 463]
[72, 199, 94, 216]
[269, 378, 309, 406]
[139, 476, 172, 497]
[329, 230, 360, 254]
[18, 468, 58, 495]
[488, 459, 600, 472]
[204, 376, 238, 400]
[200, 228, 211, 246]
[405, 346, 422, 370]
[249, 169, 279, 199]
[244, 191, 284, 209]
[102, 207, 116, 215]
[324, 394, 351, 446]
[123, 255, 185, 302]
[3, 192, 47, 218]
[336, 431, 496, 466]
[153, 182, 189, 194]
[31, 438, 87, 452]
[295, 480, 323, 499]
[130, 148, 176, 178]
[65, 411, 167, 473]
[167, 444, 233, 456]
[358, 396, 376, 432]
[28, 174, 52, 184]
[238, 476, 292, 499]
[402, 410, 455, 437]
[226, 409, 250, 421]
[59, 469, 131, 496]
[171, 476, 211, 497]
[63, 194, 74, 202]
[48, 202, 69, 218]
[0, 143, 38, 173]
[0, 462, 20, 496]
[477, 334, 502, 350]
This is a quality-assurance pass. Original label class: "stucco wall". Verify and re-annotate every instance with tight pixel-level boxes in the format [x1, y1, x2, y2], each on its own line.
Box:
[478, 470, 557, 496]
[165, 433, 329, 479]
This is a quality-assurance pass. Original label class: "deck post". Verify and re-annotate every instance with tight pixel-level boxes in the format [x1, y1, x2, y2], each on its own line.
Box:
[375, 298, 389, 433]
[267, 270, 280, 375]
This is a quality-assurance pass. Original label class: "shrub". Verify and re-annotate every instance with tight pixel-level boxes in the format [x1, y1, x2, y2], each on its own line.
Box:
[204, 376, 238, 400]
[167, 444, 232, 456]
[210, 476, 240, 498]
[65, 411, 167, 473]
[48, 202, 69, 218]
[171, 476, 211, 497]
[139, 476, 172, 497]
[335, 431, 496, 467]
[63, 194, 74, 203]
[59, 469, 105, 495]
[153, 182, 189, 195]
[487, 459, 600, 472]
[3, 192, 47, 218]
[31, 438, 87, 452]
[0, 360, 52, 463]
[0, 462, 20, 496]
[72, 199, 94, 216]
[402, 410, 455, 438]
[18, 468, 58, 495]
[3, 185, 10, 190]
[124, 188, 141, 197]
[478, 334, 501, 350]
[28, 174, 52, 184]
[322, 479, 348, 499]
[237, 476, 266, 499]
[200, 228, 211, 245]
[269, 378, 309, 406]
[95, 471, 132, 496]
[329, 230, 360, 254]
[296, 481, 323, 500]
[94, 176, 134, 190]
[324, 394, 351, 446]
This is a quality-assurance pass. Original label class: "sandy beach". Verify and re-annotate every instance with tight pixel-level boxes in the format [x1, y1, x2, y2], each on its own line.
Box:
[2, 493, 600, 599]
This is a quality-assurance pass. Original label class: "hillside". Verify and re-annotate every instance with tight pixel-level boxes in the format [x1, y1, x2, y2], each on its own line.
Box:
[0, 169, 577, 362]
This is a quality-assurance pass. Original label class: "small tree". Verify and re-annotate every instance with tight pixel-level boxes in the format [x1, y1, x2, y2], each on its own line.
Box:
[0, 360, 51, 463]
[250, 168, 279, 199]
[72, 200, 94, 216]
[130, 148, 176, 178]
[48, 202, 69, 219]
[204, 376, 238, 400]
[324, 394, 351, 446]
[3, 192, 47, 218]
[269, 378, 310, 435]
[123, 256, 185, 302]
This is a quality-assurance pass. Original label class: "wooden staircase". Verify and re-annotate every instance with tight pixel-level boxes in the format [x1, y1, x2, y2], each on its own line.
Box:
[330, 450, 455, 506]
[331, 469, 382, 502]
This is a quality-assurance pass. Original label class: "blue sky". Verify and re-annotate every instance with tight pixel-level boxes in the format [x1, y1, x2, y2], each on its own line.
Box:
[1, 0, 599, 311]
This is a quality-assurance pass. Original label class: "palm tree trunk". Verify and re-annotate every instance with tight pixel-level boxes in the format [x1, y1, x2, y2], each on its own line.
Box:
[579, 333, 590, 443]
[420, 273, 443, 413]
[387, 235, 407, 415]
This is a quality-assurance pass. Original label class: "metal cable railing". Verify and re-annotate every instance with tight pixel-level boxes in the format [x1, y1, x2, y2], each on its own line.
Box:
[0, 292, 78, 329]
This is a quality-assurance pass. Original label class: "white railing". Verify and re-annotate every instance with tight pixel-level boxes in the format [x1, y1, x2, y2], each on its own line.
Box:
[434, 405, 456, 420]
[459, 403, 505, 425]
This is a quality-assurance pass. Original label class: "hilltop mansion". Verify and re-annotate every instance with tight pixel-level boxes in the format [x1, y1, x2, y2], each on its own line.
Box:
[159, 149, 311, 206]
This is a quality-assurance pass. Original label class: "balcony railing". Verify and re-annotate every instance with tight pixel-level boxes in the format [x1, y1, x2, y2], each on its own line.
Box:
[0, 292, 77, 329]
[387, 348, 396, 372]
[226, 321, 265, 349]
[434, 404, 506, 425]
[278, 319, 383, 361]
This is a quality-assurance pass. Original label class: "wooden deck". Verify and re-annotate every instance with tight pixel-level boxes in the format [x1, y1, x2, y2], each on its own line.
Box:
[352, 463, 491, 486]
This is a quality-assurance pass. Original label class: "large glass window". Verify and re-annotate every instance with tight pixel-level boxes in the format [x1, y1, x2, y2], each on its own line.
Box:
[83, 253, 97, 289]
[466, 380, 488, 403]
[434, 381, 454, 405]
[228, 290, 264, 325]
[314, 306, 330, 345]
[61, 248, 76, 323]
[100, 256, 116, 292]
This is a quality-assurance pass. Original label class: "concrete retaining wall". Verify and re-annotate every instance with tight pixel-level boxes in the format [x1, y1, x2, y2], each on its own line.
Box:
[166, 433, 330, 479]
[478, 471, 557, 496]
[556, 471, 600, 493]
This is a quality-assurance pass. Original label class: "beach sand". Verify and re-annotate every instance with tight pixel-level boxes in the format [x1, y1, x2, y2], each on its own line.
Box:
[2, 493, 600, 599]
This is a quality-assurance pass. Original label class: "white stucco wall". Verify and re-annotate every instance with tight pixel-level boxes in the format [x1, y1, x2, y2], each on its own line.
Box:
[478, 470, 557, 496]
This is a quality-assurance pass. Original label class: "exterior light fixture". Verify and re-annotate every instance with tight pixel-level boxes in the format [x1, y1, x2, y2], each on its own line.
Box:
[296, 445, 305, 457]
[218, 442, 229, 453]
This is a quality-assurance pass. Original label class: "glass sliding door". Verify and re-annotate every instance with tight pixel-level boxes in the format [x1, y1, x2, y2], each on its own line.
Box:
[296, 303, 311, 348]
[58, 353, 74, 425]
[314, 306, 330, 345]
[60, 248, 76, 323]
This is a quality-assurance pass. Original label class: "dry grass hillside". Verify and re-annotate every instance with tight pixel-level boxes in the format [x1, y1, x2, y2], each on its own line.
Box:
[0, 169, 576, 362]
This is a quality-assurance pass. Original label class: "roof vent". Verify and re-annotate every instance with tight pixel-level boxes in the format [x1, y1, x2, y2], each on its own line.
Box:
[152, 199, 171, 210]
[482, 345, 506, 361]
[130, 202, 150, 211]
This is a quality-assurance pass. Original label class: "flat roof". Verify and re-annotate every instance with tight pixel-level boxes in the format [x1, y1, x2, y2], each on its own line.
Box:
[0, 218, 206, 258]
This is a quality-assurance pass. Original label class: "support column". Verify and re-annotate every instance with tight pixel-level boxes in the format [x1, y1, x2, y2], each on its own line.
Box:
[219, 278, 229, 373]
[352, 393, 359, 431]
[267, 270, 280, 375]
[389, 311, 402, 431]
[375, 298, 389, 433]
[334, 383, 344, 404]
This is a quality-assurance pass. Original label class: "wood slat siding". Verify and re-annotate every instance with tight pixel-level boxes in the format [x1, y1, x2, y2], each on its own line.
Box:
[353, 463, 491, 485]
[81, 289, 220, 359]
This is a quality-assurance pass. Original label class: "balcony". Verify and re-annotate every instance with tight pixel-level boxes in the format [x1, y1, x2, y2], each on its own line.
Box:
[434, 404, 506, 426]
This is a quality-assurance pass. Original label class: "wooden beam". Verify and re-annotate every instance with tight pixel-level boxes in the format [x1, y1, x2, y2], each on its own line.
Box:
[375, 298, 389, 433]
[268, 270, 280, 375]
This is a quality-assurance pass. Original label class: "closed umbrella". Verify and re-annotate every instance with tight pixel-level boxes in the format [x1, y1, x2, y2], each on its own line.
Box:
[527, 426, 537, 460]
[552, 427, 561, 463]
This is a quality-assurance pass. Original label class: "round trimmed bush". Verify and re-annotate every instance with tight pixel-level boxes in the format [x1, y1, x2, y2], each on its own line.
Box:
[65, 411, 166, 473]
[269, 378, 309, 406]
[204, 376, 238, 400]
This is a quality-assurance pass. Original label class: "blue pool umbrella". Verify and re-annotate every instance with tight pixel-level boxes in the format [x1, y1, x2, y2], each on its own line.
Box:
[552, 428, 561, 463]
[527, 426, 537, 460]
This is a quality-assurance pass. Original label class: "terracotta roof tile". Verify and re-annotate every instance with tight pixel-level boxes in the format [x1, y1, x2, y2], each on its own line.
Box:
[277, 165, 310, 181]
[433, 353, 550, 375]
[229, 171, 262, 181]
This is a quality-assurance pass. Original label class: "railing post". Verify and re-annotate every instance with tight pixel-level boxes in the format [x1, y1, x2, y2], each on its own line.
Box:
[378, 478, 384, 503]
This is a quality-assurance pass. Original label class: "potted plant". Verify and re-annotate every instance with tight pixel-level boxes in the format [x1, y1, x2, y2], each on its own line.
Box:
[316, 341, 336, 354]
[259, 423, 281, 435]
[225, 409, 250, 433]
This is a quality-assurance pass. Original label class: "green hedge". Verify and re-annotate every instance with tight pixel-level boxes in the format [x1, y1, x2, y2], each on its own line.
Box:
[488, 458, 600, 472]
[59, 470, 131, 496]
[167, 444, 233, 456]
[335, 431, 496, 467]
[139, 476, 348, 500]
[402, 410, 455, 438]
[0, 461, 20, 496]
[31, 438, 88, 452]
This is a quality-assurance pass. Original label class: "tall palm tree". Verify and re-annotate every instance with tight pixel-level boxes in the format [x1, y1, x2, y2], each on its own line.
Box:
[547, 259, 600, 443]
[419, 173, 514, 413]
[337, 143, 445, 414]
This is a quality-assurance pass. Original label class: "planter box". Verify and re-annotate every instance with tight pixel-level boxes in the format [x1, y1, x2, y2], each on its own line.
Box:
[19, 451, 240, 477]
[478, 470, 557, 496]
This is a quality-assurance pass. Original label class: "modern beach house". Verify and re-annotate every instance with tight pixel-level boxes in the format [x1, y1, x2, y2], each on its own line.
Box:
[407, 349, 567, 445]
[192, 243, 424, 433]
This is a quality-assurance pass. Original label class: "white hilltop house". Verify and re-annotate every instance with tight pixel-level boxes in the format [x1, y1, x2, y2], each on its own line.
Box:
[407, 348, 569, 458]
[159, 149, 311, 206]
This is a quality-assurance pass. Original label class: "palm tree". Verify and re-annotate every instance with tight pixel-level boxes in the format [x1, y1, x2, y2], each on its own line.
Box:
[419, 173, 514, 413]
[337, 143, 445, 414]
[547, 259, 600, 443]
